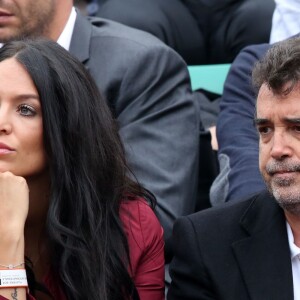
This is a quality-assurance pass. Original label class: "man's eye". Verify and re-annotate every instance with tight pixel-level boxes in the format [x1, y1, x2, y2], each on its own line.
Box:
[292, 125, 300, 132]
[257, 126, 271, 135]
[17, 104, 37, 117]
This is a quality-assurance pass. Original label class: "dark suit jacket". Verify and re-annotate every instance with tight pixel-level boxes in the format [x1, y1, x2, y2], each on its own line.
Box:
[168, 190, 294, 299]
[68, 14, 201, 245]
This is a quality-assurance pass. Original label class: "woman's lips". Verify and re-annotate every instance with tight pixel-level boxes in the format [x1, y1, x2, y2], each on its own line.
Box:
[0, 143, 14, 154]
[0, 148, 14, 154]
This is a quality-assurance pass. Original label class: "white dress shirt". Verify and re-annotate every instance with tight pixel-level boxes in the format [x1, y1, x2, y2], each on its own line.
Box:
[286, 221, 300, 300]
[56, 7, 77, 51]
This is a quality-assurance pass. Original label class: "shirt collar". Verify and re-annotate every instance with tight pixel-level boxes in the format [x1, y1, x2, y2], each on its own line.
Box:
[56, 7, 77, 51]
[286, 221, 300, 260]
[0, 7, 77, 50]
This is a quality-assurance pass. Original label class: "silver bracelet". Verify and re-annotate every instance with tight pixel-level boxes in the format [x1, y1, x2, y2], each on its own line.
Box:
[0, 262, 25, 269]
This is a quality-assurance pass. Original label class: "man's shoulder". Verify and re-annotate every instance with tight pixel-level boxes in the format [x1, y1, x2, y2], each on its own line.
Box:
[184, 190, 275, 232]
[230, 43, 271, 72]
[84, 15, 172, 52]
[241, 42, 271, 57]
[71, 14, 184, 74]
[235, 38, 300, 71]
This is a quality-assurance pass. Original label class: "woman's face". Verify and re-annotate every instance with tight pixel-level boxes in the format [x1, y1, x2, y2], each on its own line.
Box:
[0, 58, 47, 178]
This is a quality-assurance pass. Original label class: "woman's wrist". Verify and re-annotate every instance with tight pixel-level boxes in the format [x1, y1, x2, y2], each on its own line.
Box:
[0, 220, 25, 243]
[0, 236, 25, 267]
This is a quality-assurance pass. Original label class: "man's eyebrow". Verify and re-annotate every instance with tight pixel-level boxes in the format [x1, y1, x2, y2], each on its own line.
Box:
[253, 118, 269, 126]
[253, 117, 300, 126]
[283, 117, 300, 124]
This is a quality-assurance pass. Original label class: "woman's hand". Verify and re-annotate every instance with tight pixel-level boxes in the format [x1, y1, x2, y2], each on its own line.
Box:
[0, 172, 29, 300]
[0, 171, 29, 243]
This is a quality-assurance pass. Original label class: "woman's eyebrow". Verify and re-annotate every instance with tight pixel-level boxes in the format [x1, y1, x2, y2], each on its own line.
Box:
[14, 94, 39, 100]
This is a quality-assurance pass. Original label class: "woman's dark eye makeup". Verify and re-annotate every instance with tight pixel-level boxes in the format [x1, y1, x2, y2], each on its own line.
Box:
[17, 104, 37, 116]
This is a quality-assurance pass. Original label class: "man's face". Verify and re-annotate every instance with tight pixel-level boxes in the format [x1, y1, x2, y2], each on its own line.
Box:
[0, 0, 55, 42]
[257, 83, 300, 215]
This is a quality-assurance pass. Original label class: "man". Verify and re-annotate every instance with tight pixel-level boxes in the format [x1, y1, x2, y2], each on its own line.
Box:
[0, 0, 200, 249]
[168, 37, 300, 299]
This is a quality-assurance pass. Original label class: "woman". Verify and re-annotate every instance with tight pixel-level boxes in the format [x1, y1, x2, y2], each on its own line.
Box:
[0, 39, 164, 300]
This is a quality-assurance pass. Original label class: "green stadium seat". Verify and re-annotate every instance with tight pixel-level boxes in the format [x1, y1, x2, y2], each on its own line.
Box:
[188, 64, 231, 94]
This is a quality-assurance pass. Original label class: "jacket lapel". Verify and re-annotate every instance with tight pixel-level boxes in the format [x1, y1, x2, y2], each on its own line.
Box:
[69, 13, 92, 64]
[232, 192, 294, 299]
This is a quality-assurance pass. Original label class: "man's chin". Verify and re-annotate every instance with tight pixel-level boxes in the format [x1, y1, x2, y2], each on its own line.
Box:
[271, 187, 300, 215]
[0, 28, 24, 44]
[0, 35, 17, 43]
[276, 200, 300, 216]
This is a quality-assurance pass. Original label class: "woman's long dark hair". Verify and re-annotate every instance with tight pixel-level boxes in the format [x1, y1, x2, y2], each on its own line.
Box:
[0, 39, 155, 300]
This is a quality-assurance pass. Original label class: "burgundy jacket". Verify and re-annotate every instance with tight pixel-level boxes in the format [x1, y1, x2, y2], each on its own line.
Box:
[0, 199, 165, 300]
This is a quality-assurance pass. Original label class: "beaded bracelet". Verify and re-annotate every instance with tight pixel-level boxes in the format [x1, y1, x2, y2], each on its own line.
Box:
[0, 263, 25, 269]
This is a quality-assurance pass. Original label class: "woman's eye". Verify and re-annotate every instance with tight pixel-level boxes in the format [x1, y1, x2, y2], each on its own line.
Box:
[17, 104, 37, 117]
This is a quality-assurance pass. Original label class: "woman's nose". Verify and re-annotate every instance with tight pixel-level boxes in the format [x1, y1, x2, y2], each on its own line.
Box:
[0, 109, 12, 135]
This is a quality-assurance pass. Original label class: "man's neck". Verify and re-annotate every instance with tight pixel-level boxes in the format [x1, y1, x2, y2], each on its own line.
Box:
[56, 7, 77, 51]
[47, 4, 73, 41]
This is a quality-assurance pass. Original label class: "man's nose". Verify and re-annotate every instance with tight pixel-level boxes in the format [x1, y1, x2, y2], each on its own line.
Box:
[270, 130, 292, 160]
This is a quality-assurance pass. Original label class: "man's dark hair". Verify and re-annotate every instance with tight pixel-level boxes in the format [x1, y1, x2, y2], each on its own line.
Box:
[0, 39, 155, 300]
[252, 37, 300, 96]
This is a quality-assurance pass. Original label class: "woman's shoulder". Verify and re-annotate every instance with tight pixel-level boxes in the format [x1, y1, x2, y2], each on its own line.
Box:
[120, 198, 164, 283]
[120, 198, 162, 234]
[120, 197, 156, 219]
[120, 198, 163, 253]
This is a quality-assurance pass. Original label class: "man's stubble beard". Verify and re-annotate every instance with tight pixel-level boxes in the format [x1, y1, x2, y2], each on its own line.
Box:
[0, 0, 56, 43]
[265, 176, 300, 216]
